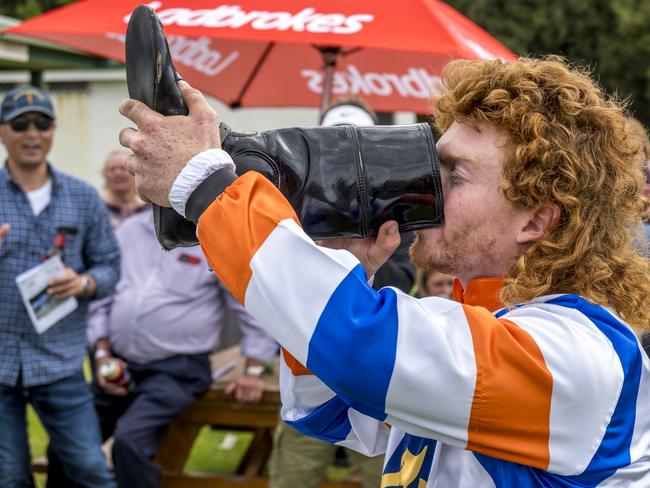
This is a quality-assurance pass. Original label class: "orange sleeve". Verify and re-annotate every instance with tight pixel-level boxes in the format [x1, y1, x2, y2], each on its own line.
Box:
[197, 171, 300, 304]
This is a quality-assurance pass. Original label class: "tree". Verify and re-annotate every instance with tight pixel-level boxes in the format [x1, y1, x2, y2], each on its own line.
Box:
[446, 0, 650, 125]
[0, 0, 74, 20]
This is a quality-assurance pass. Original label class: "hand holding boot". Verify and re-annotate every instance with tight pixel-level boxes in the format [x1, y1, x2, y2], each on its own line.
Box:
[319, 220, 402, 279]
[119, 81, 221, 207]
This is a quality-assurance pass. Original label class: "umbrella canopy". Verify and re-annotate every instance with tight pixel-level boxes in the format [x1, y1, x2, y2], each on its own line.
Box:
[3, 0, 516, 113]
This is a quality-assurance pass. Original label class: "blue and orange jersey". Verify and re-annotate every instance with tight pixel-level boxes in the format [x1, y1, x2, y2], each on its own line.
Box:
[196, 170, 650, 486]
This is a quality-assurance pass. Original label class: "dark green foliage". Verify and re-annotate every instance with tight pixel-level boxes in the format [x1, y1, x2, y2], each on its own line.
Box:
[446, 0, 650, 125]
[0, 0, 74, 21]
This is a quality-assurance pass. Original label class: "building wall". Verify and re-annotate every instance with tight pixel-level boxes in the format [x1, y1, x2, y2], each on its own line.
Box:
[0, 69, 416, 191]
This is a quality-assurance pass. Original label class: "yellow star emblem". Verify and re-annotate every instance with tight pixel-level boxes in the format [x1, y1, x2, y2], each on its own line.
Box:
[381, 445, 429, 488]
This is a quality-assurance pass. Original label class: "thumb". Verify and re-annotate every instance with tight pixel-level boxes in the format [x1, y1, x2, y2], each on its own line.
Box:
[225, 381, 236, 395]
[377, 221, 401, 252]
[368, 221, 400, 270]
[178, 80, 209, 115]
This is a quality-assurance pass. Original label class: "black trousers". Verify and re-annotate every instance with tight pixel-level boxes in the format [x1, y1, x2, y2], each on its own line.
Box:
[47, 353, 212, 488]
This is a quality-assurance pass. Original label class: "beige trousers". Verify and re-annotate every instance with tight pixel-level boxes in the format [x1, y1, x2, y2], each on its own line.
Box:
[269, 421, 384, 488]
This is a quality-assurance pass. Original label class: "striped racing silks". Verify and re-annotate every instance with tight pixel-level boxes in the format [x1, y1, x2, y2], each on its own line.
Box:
[197, 171, 650, 486]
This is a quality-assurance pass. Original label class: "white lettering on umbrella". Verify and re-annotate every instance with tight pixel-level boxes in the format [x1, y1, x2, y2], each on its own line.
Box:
[106, 32, 126, 42]
[302, 66, 443, 99]
[105, 32, 239, 77]
[167, 36, 239, 76]
[126, 2, 374, 34]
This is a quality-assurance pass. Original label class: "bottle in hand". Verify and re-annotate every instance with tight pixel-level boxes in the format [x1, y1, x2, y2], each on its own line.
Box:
[99, 359, 134, 390]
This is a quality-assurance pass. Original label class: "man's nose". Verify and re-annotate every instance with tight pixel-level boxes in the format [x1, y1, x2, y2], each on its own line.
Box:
[24, 122, 40, 136]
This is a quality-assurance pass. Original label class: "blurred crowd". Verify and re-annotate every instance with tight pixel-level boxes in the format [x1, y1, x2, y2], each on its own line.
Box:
[0, 83, 647, 488]
[0, 86, 442, 488]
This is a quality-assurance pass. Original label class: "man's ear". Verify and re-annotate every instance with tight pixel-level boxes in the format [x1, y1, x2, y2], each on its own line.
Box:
[516, 203, 560, 245]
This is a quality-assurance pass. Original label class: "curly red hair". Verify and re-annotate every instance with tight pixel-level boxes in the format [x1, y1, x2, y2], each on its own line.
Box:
[433, 56, 650, 331]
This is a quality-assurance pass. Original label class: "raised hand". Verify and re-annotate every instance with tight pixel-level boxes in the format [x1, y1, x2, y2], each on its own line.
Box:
[118, 81, 222, 207]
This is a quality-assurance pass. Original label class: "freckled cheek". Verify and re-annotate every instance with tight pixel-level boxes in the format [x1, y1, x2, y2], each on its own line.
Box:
[442, 191, 468, 221]
[446, 193, 495, 236]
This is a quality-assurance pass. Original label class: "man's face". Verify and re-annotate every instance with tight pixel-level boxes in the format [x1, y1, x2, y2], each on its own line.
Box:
[103, 153, 134, 194]
[0, 111, 55, 169]
[410, 121, 531, 283]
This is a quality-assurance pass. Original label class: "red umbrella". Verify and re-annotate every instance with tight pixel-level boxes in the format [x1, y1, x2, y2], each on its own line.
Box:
[3, 0, 516, 114]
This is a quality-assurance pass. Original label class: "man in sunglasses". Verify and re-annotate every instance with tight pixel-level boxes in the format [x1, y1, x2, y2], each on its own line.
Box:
[0, 85, 119, 487]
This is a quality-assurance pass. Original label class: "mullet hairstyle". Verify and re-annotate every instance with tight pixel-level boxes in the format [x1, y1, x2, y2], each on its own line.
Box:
[433, 56, 650, 332]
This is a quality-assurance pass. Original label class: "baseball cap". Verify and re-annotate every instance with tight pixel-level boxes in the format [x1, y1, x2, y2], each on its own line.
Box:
[320, 102, 376, 127]
[0, 85, 55, 123]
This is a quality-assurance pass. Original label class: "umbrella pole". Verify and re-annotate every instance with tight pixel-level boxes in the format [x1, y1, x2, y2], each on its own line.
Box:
[318, 47, 341, 117]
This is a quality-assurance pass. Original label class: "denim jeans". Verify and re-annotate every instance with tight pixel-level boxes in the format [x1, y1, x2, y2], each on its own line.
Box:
[0, 370, 116, 488]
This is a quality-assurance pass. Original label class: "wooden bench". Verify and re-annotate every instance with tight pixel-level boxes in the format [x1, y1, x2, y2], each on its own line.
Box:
[157, 347, 363, 488]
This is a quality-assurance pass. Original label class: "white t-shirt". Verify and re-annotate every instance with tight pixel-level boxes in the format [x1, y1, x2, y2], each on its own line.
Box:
[26, 178, 52, 216]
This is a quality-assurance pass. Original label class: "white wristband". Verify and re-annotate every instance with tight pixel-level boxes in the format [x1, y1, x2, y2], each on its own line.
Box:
[169, 148, 236, 218]
[94, 348, 110, 360]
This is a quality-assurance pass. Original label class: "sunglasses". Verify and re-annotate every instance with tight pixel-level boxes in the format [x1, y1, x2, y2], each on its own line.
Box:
[8, 114, 54, 132]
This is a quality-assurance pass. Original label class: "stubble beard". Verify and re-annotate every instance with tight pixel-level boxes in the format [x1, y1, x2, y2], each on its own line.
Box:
[409, 231, 463, 275]
[409, 227, 499, 278]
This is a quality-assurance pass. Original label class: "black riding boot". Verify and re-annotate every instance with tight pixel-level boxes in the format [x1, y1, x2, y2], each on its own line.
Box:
[126, 5, 444, 250]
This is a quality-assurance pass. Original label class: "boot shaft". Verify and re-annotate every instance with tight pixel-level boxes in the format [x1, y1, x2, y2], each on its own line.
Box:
[225, 123, 443, 240]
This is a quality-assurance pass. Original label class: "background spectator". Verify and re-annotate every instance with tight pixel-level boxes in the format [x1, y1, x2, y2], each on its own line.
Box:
[49, 209, 277, 488]
[0, 85, 119, 487]
[101, 149, 147, 228]
[414, 268, 454, 299]
[319, 97, 417, 292]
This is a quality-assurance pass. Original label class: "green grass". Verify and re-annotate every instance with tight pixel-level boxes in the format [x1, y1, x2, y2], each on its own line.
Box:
[28, 406, 48, 488]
